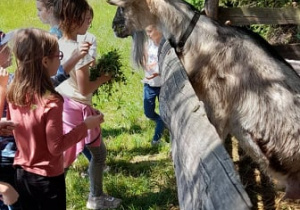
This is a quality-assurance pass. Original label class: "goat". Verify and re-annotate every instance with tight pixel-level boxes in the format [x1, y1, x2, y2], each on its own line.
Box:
[109, 0, 300, 199]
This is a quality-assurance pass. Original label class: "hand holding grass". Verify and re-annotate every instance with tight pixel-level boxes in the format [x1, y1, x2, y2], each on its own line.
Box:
[89, 49, 127, 97]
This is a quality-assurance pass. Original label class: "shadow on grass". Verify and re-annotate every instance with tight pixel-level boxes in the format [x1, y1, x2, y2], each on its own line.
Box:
[102, 124, 144, 138]
[108, 142, 164, 157]
[102, 124, 171, 143]
[106, 182, 179, 210]
[107, 158, 173, 178]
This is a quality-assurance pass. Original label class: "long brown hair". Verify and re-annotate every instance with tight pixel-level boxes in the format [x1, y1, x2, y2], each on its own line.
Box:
[7, 28, 62, 106]
[59, 0, 90, 37]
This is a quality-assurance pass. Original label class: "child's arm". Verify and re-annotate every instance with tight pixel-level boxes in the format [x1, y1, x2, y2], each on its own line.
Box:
[145, 72, 160, 80]
[46, 100, 104, 155]
[0, 182, 19, 206]
[0, 68, 17, 135]
[63, 42, 91, 74]
[76, 64, 112, 96]
[0, 67, 9, 117]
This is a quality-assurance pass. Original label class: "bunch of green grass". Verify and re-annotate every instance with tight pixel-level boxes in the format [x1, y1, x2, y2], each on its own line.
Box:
[90, 49, 127, 98]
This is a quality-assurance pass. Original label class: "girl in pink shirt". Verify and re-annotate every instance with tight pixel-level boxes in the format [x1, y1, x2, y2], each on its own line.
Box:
[6, 28, 103, 210]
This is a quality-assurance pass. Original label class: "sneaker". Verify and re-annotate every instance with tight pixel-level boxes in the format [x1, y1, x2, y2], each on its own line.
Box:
[151, 139, 161, 146]
[86, 194, 122, 209]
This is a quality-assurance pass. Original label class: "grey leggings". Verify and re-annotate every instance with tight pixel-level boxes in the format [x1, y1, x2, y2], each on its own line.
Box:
[86, 139, 107, 197]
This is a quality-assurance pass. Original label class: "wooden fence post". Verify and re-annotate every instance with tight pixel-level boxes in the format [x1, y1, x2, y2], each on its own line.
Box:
[158, 40, 252, 210]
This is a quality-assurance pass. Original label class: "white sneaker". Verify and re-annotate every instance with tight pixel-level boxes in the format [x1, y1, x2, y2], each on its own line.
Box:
[86, 194, 122, 209]
[151, 139, 161, 146]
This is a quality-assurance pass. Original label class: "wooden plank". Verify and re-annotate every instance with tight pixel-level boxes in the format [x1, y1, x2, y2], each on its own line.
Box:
[158, 40, 252, 210]
[218, 7, 300, 25]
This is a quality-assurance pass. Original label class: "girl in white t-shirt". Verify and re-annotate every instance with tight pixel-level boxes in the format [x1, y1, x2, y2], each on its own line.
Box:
[56, 0, 122, 209]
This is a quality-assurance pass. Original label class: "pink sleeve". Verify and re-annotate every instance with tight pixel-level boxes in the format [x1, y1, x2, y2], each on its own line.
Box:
[45, 100, 88, 156]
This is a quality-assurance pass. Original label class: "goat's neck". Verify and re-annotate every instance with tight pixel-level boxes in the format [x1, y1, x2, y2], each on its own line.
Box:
[150, 0, 196, 45]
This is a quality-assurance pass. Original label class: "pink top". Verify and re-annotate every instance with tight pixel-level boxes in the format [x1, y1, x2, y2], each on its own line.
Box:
[8, 94, 88, 177]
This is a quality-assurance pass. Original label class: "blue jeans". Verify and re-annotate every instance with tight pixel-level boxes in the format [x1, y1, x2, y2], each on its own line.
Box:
[50, 65, 69, 87]
[143, 84, 164, 141]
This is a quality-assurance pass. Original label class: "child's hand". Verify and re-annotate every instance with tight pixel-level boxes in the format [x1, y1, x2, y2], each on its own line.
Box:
[75, 42, 92, 59]
[84, 114, 104, 129]
[0, 120, 17, 136]
[0, 182, 19, 205]
[146, 72, 160, 80]
[98, 73, 112, 84]
[0, 67, 9, 87]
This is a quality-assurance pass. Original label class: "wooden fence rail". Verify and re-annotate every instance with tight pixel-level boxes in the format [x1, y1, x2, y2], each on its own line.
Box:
[218, 7, 300, 25]
[204, 0, 300, 60]
[158, 40, 252, 210]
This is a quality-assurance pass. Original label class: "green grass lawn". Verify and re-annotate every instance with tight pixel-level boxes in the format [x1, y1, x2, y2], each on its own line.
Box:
[0, 0, 178, 209]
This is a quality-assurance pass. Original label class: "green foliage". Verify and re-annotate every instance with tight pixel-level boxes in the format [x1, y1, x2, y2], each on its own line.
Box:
[90, 49, 127, 98]
[185, 0, 205, 10]
[219, 0, 293, 7]
[90, 49, 124, 81]
[186, 0, 294, 8]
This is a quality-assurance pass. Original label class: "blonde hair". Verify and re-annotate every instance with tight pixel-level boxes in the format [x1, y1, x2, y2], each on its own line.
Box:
[7, 28, 62, 106]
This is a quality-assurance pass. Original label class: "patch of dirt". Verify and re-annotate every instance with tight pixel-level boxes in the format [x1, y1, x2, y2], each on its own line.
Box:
[225, 136, 300, 210]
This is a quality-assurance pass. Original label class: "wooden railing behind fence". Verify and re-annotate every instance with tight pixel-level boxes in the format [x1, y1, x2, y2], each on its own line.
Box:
[204, 0, 300, 60]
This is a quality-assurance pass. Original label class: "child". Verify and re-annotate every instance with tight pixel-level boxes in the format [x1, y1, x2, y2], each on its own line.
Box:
[36, 0, 94, 162]
[0, 69, 19, 210]
[142, 25, 165, 145]
[6, 28, 103, 210]
[36, 0, 94, 87]
[36, 0, 62, 38]
[0, 30, 21, 210]
[56, 0, 121, 209]
[77, 5, 97, 62]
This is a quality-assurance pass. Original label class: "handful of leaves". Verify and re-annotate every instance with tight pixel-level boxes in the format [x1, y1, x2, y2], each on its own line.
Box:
[89, 49, 127, 97]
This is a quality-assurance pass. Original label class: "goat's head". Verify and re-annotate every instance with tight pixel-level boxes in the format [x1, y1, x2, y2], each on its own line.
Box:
[109, 0, 158, 37]
[112, 7, 131, 38]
